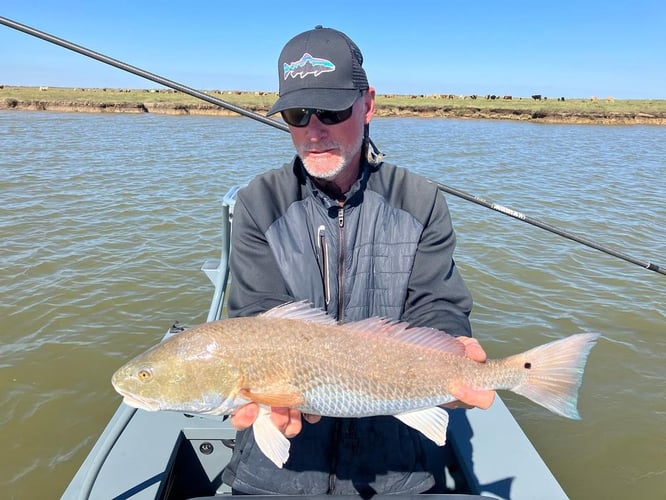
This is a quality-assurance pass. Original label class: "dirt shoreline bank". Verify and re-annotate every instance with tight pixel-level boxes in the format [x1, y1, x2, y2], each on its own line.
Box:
[3, 94, 665, 125]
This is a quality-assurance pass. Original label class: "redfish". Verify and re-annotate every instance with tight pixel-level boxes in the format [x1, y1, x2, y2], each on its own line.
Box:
[112, 301, 599, 468]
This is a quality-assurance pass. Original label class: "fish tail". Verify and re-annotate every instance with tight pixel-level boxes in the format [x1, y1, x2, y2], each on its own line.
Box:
[506, 333, 600, 419]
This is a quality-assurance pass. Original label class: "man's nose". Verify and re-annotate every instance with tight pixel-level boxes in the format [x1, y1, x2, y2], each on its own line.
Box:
[305, 114, 328, 138]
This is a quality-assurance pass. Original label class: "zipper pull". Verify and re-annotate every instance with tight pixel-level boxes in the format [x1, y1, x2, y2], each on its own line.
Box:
[337, 206, 344, 228]
[317, 225, 330, 308]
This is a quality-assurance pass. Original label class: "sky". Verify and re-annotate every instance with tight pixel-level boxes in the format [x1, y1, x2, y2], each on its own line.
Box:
[1, 1, 665, 99]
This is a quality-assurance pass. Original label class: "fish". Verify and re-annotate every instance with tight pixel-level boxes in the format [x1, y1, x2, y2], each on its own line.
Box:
[283, 53, 336, 79]
[111, 301, 600, 468]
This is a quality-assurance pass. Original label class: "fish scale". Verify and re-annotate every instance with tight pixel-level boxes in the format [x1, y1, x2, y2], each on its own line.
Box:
[234, 319, 465, 407]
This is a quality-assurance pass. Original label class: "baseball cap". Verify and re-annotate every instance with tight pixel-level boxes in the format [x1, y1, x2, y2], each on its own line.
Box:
[267, 26, 369, 116]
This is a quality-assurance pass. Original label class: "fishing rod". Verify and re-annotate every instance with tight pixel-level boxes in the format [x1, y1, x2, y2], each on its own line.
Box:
[2, 16, 663, 276]
[435, 183, 663, 275]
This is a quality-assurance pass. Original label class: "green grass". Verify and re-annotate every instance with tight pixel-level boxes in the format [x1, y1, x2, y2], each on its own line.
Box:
[2, 85, 665, 119]
[375, 94, 666, 115]
[1, 85, 276, 107]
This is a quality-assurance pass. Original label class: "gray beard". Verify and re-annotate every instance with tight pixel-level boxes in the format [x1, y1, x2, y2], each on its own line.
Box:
[299, 134, 364, 181]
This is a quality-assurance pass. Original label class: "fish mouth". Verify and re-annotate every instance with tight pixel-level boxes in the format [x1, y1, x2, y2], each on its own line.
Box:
[112, 384, 161, 411]
[120, 393, 161, 411]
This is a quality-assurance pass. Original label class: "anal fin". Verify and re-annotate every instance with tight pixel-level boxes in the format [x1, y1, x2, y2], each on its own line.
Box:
[395, 407, 450, 445]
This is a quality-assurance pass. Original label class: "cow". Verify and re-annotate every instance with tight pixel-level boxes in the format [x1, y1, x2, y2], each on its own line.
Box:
[531, 94, 542, 101]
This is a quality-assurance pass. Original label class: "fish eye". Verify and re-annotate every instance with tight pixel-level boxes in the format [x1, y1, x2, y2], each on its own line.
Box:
[137, 368, 153, 382]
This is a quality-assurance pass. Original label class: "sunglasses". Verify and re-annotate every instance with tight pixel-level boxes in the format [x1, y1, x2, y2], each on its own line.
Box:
[280, 105, 354, 127]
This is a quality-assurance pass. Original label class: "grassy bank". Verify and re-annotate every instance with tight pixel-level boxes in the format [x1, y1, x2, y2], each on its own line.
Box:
[2, 86, 665, 124]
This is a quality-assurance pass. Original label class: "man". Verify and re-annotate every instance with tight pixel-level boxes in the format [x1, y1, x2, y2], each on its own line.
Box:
[222, 26, 494, 495]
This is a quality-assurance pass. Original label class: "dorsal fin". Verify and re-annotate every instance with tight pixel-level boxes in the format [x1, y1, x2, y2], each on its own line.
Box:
[260, 301, 337, 325]
[262, 302, 466, 356]
[344, 317, 466, 356]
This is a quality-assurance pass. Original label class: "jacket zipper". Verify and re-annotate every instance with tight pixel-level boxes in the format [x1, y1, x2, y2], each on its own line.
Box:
[317, 225, 330, 310]
[336, 204, 345, 323]
[327, 204, 346, 494]
[327, 419, 342, 494]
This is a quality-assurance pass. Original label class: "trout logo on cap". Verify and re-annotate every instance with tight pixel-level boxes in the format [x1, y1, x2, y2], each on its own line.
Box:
[283, 53, 335, 80]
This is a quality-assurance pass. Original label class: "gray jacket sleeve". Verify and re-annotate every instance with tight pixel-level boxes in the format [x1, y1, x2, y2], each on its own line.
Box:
[227, 187, 295, 318]
[401, 183, 473, 337]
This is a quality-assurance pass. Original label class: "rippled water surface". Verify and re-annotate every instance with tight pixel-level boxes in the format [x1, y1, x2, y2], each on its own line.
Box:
[1, 111, 664, 499]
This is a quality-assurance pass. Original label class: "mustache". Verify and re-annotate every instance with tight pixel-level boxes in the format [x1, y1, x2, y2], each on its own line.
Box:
[297, 142, 340, 154]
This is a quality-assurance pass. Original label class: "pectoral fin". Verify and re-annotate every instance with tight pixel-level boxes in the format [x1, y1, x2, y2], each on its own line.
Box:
[252, 405, 291, 468]
[239, 385, 304, 407]
[395, 407, 449, 445]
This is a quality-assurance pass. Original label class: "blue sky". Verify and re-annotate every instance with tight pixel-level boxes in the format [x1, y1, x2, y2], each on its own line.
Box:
[1, 1, 664, 99]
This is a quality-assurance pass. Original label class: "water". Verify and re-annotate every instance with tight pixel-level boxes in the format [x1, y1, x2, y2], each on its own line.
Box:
[1, 111, 664, 499]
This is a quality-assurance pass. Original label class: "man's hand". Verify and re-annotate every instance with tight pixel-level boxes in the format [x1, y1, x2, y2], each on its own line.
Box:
[230, 404, 320, 437]
[444, 336, 496, 410]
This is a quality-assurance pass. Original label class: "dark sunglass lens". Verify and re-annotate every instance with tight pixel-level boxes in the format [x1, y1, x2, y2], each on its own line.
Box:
[316, 107, 352, 125]
[282, 104, 354, 127]
[281, 108, 310, 127]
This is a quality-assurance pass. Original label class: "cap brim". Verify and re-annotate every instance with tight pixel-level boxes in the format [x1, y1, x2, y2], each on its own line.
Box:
[267, 88, 361, 116]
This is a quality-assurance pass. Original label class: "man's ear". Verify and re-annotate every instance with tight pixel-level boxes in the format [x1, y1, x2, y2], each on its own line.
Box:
[364, 87, 376, 124]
